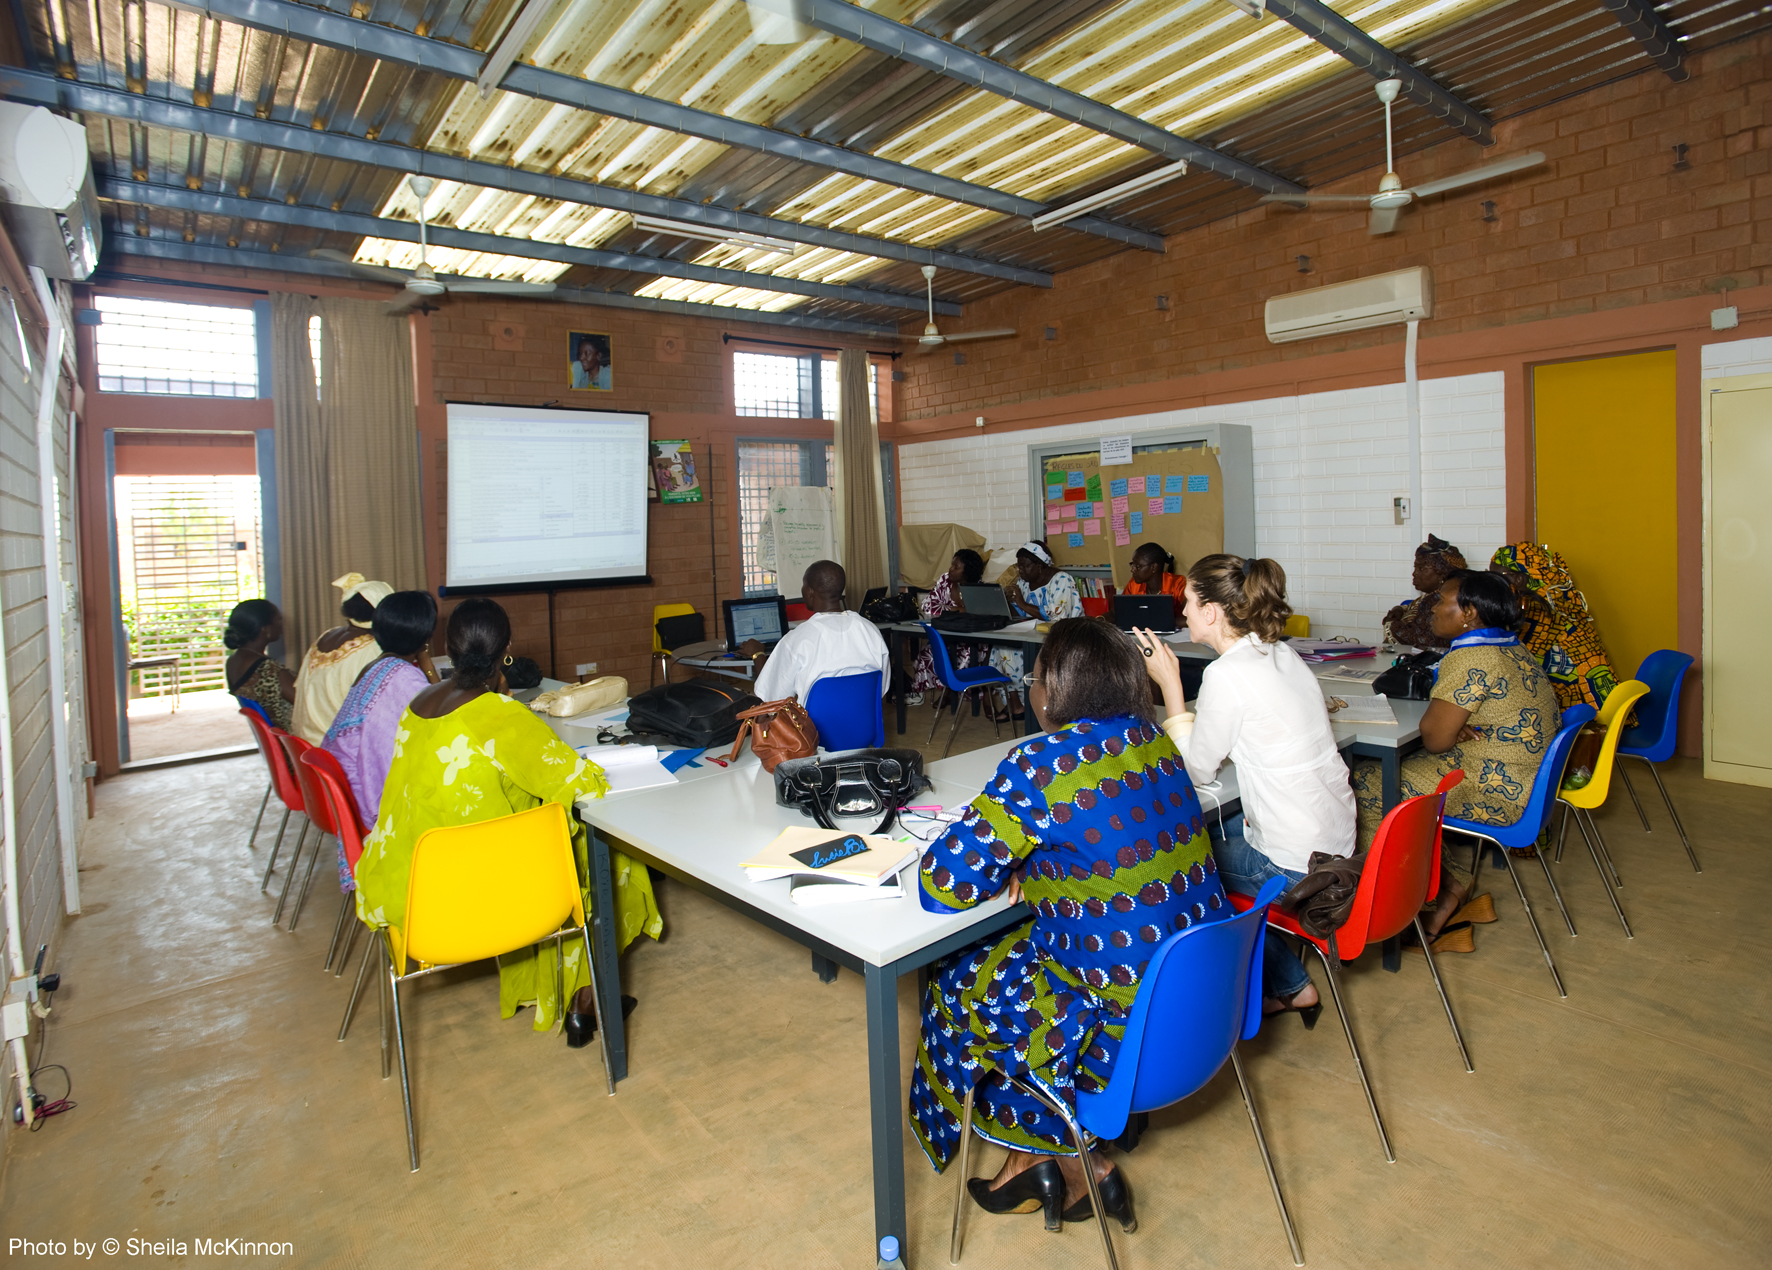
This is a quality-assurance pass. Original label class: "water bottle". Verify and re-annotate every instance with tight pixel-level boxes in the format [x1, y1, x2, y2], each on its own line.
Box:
[877, 1235, 907, 1269]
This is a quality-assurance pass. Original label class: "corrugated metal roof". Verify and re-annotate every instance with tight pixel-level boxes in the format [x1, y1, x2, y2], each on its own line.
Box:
[19, 0, 1772, 328]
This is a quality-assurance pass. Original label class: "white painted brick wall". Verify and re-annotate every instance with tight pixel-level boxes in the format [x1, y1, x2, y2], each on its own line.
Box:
[898, 371, 1507, 640]
[1701, 335, 1772, 378]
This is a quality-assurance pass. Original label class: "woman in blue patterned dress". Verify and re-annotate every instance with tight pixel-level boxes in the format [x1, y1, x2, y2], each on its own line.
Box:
[912, 617, 1227, 1231]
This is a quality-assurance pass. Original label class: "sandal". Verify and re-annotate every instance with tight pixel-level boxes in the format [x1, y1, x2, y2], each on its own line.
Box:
[1262, 985, 1322, 1029]
[1449, 892, 1496, 925]
[1405, 921, 1475, 955]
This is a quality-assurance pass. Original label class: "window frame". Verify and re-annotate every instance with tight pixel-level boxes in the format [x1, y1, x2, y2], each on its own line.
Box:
[91, 295, 261, 399]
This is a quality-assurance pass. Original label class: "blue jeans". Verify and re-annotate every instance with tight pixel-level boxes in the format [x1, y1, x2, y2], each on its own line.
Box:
[1209, 815, 1312, 1000]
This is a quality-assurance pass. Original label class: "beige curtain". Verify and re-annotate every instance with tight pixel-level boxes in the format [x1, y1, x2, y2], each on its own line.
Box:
[272, 295, 427, 658]
[831, 349, 888, 602]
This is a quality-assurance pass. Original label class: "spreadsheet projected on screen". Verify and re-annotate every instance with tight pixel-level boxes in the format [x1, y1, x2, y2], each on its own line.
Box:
[444, 403, 651, 590]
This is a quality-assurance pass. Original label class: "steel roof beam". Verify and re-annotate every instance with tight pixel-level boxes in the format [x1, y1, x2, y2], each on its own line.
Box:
[168, 0, 1165, 252]
[1595, 0, 1690, 82]
[1, 67, 1052, 287]
[105, 237, 902, 336]
[1263, 0, 1494, 144]
[798, 0, 1305, 195]
[97, 177, 961, 315]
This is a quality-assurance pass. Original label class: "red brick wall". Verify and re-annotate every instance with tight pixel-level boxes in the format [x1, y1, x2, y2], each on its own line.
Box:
[897, 33, 1770, 421]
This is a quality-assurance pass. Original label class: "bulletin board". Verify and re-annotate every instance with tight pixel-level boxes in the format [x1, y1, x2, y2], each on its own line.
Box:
[1027, 424, 1255, 587]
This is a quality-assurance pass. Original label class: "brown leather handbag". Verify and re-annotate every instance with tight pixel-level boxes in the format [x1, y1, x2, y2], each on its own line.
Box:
[727, 697, 819, 771]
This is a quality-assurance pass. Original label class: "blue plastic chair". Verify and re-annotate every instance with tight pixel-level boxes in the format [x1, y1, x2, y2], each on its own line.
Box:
[948, 876, 1301, 1270]
[919, 623, 1015, 758]
[803, 670, 886, 750]
[1614, 650, 1699, 872]
[1444, 704, 1594, 999]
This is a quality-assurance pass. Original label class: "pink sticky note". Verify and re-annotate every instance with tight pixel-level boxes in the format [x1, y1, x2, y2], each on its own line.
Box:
[1083, 519, 1102, 536]
[1147, 497, 1164, 516]
[1110, 495, 1129, 515]
[1063, 520, 1079, 535]
[1113, 529, 1131, 547]
[1110, 515, 1125, 533]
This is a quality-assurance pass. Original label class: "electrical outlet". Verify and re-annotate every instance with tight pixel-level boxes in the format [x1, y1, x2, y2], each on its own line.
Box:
[576, 662, 598, 679]
[1393, 495, 1412, 525]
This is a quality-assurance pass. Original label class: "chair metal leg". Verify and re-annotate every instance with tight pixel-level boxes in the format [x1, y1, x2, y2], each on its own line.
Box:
[926, 687, 946, 745]
[1573, 809, 1632, 938]
[1555, 803, 1569, 864]
[259, 808, 291, 892]
[1020, 1082, 1121, 1270]
[287, 831, 328, 932]
[948, 1079, 977, 1265]
[1616, 761, 1652, 832]
[1532, 829, 1578, 937]
[1413, 916, 1473, 1073]
[577, 926, 617, 1097]
[336, 912, 360, 977]
[1645, 760, 1700, 872]
[338, 934, 375, 1041]
[1586, 805, 1624, 889]
[989, 686, 1002, 740]
[1498, 847, 1566, 997]
[1310, 942, 1393, 1162]
[379, 942, 392, 1078]
[247, 782, 271, 852]
[323, 887, 351, 970]
[384, 942, 419, 1171]
[941, 687, 971, 758]
[1230, 1048, 1304, 1267]
[271, 820, 309, 924]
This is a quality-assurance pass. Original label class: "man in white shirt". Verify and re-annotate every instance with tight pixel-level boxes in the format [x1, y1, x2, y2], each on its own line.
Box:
[740, 560, 891, 704]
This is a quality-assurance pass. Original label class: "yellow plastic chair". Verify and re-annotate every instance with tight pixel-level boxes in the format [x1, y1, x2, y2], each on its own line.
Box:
[1556, 679, 1650, 940]
[1284, 614, 1311, 638]
[651, 602, 696, 686]
[378, 803, 612, 1171]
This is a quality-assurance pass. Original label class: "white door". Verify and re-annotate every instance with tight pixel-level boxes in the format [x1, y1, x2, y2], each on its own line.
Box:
[1706, 378, 1772, 785]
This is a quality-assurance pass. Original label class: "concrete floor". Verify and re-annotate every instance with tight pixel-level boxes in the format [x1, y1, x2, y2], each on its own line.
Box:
[3, 703, 1769, 1269]
[125, 689, 255, 761]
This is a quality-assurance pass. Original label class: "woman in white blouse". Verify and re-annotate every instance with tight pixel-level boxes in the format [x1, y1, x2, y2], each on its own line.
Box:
[1132, 554, 1355, 1024]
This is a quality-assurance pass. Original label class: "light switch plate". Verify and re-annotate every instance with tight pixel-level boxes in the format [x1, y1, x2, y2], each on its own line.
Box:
[1393, 495, 1412, 525]
[576, 663, 598, 679]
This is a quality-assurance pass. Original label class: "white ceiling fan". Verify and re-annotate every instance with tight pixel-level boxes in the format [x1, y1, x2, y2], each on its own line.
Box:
[1262, 79, 1545, 235]
[315, 175, 560, 313]
[895, 265, 1016, 354]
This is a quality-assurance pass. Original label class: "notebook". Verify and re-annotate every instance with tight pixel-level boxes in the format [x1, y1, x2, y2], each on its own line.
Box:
[741, 826, 918, 886]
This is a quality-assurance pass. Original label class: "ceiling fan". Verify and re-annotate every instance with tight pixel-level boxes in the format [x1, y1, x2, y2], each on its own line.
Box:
[314, 175, 559, 313]
[894, 266, 1016, 353]
[1262, 79, 1545, 235]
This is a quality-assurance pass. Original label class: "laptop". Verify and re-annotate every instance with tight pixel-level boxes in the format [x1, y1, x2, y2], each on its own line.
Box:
[933, 584, 1015, 633]
[723, 595, 790, 652]
[1113, 593, 1179, 633]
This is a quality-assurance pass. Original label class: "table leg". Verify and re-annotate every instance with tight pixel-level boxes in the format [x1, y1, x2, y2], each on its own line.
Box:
[1380, 749, 1400, 811]
[865, 962, 908, 1263]
[891, 629, 908, 736]
[586, 825, 629, 1084]
[1022, 685, 1039, 736]
[812, 951, 840, 983]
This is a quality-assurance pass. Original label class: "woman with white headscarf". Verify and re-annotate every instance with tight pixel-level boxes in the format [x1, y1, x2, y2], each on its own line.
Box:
[290, 572, 392, 742]
[986, 541, 1082, 721]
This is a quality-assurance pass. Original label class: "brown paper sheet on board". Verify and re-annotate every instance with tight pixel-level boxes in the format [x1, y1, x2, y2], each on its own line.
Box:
[1039, 447, 1225, 586]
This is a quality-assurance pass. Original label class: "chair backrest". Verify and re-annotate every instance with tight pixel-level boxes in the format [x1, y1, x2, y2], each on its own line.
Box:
[1563, 679, 1649, 809]
[804, 671, 885, 749]
[236, 697, 275, 728]
[276, 731, 335, 836]
[918, 623, 963, 690]
[1284, 614, 1311, 638]
[1074, 876, 1287, 1141]
[1447, 704, 1594, 851]
[1621, 649, 1692, 762]
[785, 600, 812, 622]
[1334, 772, 1463, 959]
[299, 747, 369, 872]
[651, 602, 695, 654]
[399, 803, 582, 968]
[242, 709, 304, 813]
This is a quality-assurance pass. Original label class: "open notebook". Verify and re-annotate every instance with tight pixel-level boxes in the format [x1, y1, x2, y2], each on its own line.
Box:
[742, 827, 919, 905]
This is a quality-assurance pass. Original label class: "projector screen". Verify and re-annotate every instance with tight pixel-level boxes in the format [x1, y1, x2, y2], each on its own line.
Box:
[444, 402, 651, 592]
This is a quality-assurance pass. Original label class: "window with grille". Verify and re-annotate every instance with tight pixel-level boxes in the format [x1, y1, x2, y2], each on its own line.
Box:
[734, 350, 878, 420]
[93, 296, 258, 397]
[736, 439, 898, 596]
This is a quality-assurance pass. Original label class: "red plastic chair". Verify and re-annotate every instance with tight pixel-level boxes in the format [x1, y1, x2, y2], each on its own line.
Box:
[273, 732, 335, 933]
[241, 709, 308, 896]
[1230, 771, 1466, 1164]
[299, 747, 371, 976]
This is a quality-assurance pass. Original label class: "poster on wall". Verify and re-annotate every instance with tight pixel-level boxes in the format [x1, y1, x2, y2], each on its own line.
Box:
[650, 440, 702, 503]
[568, 331, 613, 390]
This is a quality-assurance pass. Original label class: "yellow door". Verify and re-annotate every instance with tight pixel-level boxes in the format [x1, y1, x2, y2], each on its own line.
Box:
[1533, 351, 1678, 684]
[1707, 380, 1772, 784]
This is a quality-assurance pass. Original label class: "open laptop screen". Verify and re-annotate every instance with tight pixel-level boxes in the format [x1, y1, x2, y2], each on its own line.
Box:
[724, 596, 789, 651]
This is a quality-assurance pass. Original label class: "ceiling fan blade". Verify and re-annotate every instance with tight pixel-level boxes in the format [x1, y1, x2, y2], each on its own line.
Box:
[309, 251, 413, 285]
[939, 328, 1017, 343]
[440, 278, 559, 296]
[915, 339, 947, 356]
[383, 291, 427, 316]
[1368, 205, 1402, 235]
[1260, 193, 1372, 205]
[1408, 151, 1546, 199]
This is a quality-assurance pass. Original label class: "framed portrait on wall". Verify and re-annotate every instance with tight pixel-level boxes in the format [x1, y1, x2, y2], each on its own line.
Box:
[568, 331, 612, 390]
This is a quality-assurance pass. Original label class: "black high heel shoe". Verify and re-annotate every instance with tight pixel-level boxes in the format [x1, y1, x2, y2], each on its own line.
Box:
[1265, 985, 1323, 1030]
[1061, 1165, 1138, 1233]
[967, 1158, 1066, 1232]
[564, 989, 637, 1048]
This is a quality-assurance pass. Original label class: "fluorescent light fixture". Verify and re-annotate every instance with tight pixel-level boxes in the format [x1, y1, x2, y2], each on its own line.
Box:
[477, 0, 557, 100]
[627, 213, 800, 257]
[744, 0, 812, 45]
[1224, 0, 1265, 16]
[1029, 160, 1189, 231]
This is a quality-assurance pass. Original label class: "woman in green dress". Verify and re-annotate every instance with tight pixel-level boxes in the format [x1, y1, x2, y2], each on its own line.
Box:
[355, 598, 662, 1034]
[1352, 570, 1562, 943]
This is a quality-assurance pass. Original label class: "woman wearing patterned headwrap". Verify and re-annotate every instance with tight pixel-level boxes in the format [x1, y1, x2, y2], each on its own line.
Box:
[290, 572, 391, 743]
[1488, 542, 1620, 713]
[1382, 535, 1467, 648]
[910, 618, 1225, 1233]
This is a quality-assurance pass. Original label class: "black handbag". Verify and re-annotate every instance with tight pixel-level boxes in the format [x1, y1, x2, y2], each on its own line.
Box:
[860, 591, 920, 624]
[1372, 649, 1443, 701]
[654, 612, 707, 651]
[773, 748, 933, 835]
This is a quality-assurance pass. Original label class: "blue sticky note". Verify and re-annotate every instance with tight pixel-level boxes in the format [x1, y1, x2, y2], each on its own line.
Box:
[1128, 512, 1143, 534]
[1068, 532, 1084, 548]
[1188, 474, 1210, 492]
[1109, 478, 1129, 498]
[1075, 501, 1093, 518]
[1163, 494, 1182, 514]
[1145, 475, 1161, 496]
[1164, 474, 1186, 494]
[1067, 471, 1086, 488]
[1046, 483, 1063, 501]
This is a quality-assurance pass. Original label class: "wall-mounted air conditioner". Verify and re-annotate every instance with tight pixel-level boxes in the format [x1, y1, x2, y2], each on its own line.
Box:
[1264, 266, 1433, 344]
[0, 103, 102, 281]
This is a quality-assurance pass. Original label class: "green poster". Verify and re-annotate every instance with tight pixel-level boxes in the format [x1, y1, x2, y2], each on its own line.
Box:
[651, 441, 702, 504]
